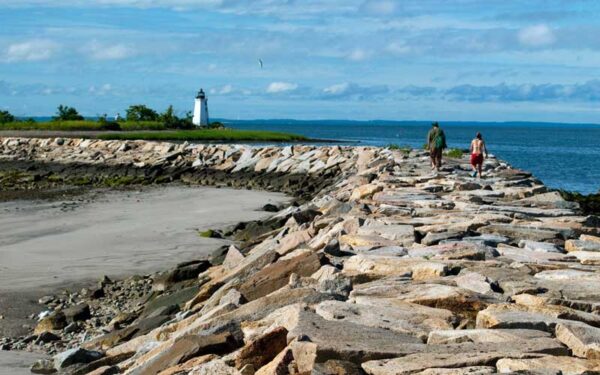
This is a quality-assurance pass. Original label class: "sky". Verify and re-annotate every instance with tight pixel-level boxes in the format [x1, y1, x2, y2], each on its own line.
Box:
[1, 0, 600, 122]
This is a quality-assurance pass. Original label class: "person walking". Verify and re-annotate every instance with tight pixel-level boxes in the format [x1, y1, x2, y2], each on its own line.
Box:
[470, 132, 488, 178]
[427, 122, 447, 171]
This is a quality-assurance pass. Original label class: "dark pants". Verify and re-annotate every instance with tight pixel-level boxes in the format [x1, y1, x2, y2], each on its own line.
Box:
[430, 148, 443, 168]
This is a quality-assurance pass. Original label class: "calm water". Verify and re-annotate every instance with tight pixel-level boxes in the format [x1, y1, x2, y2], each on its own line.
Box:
[227, 120, 600, 194]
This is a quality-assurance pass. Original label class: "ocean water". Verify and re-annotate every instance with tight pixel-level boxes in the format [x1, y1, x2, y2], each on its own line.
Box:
[226, 120, 600, 194]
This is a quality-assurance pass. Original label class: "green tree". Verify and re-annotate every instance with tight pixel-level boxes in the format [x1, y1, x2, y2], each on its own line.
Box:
[0, 110, 15, 124]
[159, 105, 178, 128]
[53, 105, 84, 121]
[126, 105, 159, 122]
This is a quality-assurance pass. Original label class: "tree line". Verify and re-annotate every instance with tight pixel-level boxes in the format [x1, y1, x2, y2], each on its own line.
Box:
[0, 105, 200, 129]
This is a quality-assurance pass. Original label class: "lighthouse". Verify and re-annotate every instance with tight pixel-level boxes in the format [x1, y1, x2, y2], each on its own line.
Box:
[192, 88, 209, 126]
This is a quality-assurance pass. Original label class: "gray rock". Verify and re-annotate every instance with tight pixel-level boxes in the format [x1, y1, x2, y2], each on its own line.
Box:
[518, 240, 563, 253]
[316, 300, 452, 341]
[427, 329, 550, 344]
[566, 239, 600, 253]
[64, 303, 91, 323]
[421, 231, 464, 246]
[454, 271, 496, 295]
[286, 309, 425, 364]
[478, 224, 559, 243]
[54, 348, 103, 370]
[495, 356, 600, 374]
[361, 337, 568, 374]
[462, 234, 510, 247]
[555, 321, 600, 359]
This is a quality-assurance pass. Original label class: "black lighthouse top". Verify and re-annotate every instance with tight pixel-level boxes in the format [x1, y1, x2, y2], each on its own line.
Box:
[196, 89, 206, 99]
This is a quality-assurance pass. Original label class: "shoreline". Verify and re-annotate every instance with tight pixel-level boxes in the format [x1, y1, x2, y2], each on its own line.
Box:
[2, 137, 600, 374]
[0, 129, 339, 144]
[0, 183, 288, 327]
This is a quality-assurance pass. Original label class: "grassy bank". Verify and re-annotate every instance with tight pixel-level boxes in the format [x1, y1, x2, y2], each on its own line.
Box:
[97, 129, 308, 142]
[0, 120, 167, 131]
[0, 121, 309, 142]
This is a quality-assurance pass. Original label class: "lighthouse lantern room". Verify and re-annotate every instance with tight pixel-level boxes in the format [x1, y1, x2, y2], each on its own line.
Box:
[192, 89, 209, 126]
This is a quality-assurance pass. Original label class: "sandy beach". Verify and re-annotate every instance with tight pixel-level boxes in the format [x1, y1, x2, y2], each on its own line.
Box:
[0, 185, 287, 292]
[0, 185, 287, 373]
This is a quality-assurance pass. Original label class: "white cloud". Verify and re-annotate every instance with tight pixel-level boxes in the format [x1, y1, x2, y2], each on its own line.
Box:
[323, 82, 350, 95]
[3, 40, 59, 62]
[209, 84, 236, 95]
[84, 41, 135, 60]
[386, 41, 411, 55]
[88, 83, 112, 95]
[322, 82, 389, 100]
[518, 24, 556, 47]
[347, 48, 371, 61]
[266, 81, 298, 93]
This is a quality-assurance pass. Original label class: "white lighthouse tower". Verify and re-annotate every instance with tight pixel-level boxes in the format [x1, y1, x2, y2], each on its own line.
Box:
[192, 88, 209, 127]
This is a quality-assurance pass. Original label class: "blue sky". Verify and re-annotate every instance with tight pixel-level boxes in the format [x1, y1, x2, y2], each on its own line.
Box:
[1, 0, 600, 122]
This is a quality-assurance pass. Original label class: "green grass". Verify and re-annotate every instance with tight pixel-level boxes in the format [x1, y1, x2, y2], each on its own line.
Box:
[0, 121, 308, 142]
[385, 143, 412, 155]
[96, 129, 308, 142]
[0, 120, 168, 131]
[444, 148, 464, 158]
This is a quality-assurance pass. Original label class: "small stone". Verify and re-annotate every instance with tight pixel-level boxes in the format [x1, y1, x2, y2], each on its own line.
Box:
[38, 331, 61, 343]
[35, 312, 67, 334]
[30, 359, 56, 374]
[38, 296, 55, 305]
[64, 303, 91, 322]
[263, 203, 280, 212]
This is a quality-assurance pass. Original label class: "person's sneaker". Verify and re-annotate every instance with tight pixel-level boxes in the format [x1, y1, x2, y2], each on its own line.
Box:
[471, 171, 477, 177]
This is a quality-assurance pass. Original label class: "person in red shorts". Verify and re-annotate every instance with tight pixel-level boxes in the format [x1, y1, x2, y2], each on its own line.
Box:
[470, 132, 488, 178]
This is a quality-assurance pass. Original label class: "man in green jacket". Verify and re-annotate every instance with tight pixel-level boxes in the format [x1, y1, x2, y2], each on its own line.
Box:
[427, 122, 447, 171]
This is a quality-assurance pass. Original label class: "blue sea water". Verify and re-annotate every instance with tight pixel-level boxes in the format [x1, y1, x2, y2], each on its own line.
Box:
[226, 120, 600, 195]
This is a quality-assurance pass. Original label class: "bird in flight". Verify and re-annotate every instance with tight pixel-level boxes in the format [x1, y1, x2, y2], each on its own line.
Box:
[258, 59, 264, 69]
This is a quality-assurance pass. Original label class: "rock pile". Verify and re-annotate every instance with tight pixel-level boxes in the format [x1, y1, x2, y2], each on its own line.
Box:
[2, 137, 600, 374]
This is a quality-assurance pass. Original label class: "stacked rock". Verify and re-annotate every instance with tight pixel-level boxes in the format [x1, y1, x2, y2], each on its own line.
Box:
[1, 137, 600, 374]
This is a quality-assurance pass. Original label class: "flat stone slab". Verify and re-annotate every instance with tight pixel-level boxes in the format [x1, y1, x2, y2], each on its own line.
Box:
[407, 242, 487, 260]
[518, 240, 563, 253]
[316, 300, 453, 341]
[555, 321, 600, 359]
[427, 329, 550, 344]
[477, 205, 575, 217]
[496, 244, 569, 264]
[351, 281, 493, 317]
[476, 303, 600, 332]
[534, 269, 600, 282]
[286, 310, 425, 363]
[413, 367, 496, 375]
[342, 255, 447, 279]
[569, 251, 600, 265]
[357, 223, 415, 247]
[566, 240, 600, 253]
[361, 337, 568, 374]
[478, 224, 559, 243]
[495, 356, 600, 374]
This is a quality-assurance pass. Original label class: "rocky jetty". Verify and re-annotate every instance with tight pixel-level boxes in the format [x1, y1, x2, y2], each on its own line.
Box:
[1, 137, 600, 375]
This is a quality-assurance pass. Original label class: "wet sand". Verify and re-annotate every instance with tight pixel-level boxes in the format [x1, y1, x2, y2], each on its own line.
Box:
[0, 185, 288, 371]
[0, 351, 46, 375]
